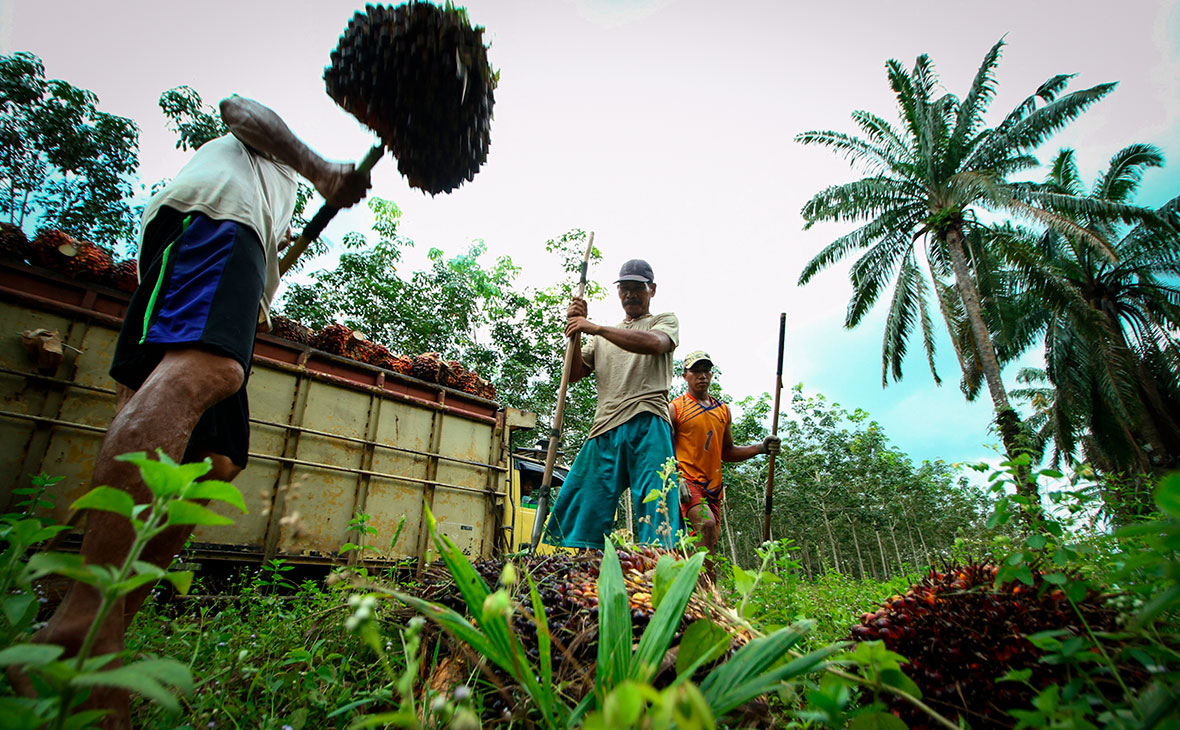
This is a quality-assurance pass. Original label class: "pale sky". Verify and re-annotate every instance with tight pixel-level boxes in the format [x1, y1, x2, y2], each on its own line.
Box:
[4, 0, 1178, 472]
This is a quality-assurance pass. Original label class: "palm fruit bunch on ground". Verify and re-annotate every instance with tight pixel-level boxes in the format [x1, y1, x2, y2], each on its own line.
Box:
[268, 315, 314, 346]
[0, 222, 28, 262]
[850, 562, 1124, 729]
[410, 547, 749, 721]
[323, 2, 495, 194]
[108, 259, 138, 293]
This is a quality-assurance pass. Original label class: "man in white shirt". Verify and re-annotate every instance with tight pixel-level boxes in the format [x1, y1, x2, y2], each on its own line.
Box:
[30, 95, 370, 728]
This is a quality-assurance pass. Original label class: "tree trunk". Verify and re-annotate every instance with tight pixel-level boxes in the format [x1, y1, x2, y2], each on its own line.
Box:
[819, 501, 840, 575]
[903, 509, 920, 566]
[848, 516, 866, 579]
[917, 524, 932, 568]
[887, 516, 904, 573]
[875, 530, 889, 580]
[945, 225, 1038, 509]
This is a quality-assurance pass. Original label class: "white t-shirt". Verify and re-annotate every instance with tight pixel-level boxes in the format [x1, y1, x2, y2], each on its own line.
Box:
[140, 135, 299, 317]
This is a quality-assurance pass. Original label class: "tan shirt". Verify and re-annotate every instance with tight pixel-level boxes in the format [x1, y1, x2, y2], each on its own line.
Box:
[139, 135, 299, 318]
[582, 311, 679, 439]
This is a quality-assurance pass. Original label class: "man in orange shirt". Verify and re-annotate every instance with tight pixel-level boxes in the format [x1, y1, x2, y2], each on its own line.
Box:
[669, 351, 780, 555]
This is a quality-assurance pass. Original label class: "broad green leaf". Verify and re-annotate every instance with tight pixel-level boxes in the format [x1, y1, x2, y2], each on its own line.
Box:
[349, 711, 420, 729]
[166, 500, 234, 526]
[1014, 565, 1035, 586]
[999, 668, 1033, 683]
[597, 540, 633, 695]
[603, 680, 645, 728]
[2, 593, 36, 626]
[527, 574, 553, 693]
[732, 564, 755, 599]
[849, 711, 909, 730]
[111, 573, 163, 596]
[115, 452, 210, 498]
[0, 643, 65, 667]
[879, 667, 922, 697]
[1026, 534, 1048, 549]
[652, 554, 685, 611]
[164, 570, 194, 595]
[632, 551, 704, 682]
[1155, 474, 1180, 518]
[675, 619, 730, 676]
[71, 487, 135, 519]
[643, 488, 661, 504]
[181, 480, 247, 513]
[26, 552, 92, 583]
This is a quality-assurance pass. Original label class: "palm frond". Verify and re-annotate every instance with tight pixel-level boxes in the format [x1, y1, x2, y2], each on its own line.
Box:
[800, 176, 921, 228]
[948, 39, 1005, 169]
[846, 234, 912, 327]
[1093, 143, 1164, 203]
[795, 129, 899, 175]
[1047, 148, 1082, 195]
[798, 215, 894, 285]
[881, 251, 928, 384]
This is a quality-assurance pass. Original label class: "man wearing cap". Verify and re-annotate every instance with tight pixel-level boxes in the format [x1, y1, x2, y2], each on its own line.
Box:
[543, 258, 681, 549]
[670, 351, 780, 555]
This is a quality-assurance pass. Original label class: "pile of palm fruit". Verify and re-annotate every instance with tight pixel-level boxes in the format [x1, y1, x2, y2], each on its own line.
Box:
[410, 547, 750, 718]
[324, 1, 495, 195]
[0, 227, 139, 293]
[850, 561, 1128, 729]
[271, 316, 495, 399]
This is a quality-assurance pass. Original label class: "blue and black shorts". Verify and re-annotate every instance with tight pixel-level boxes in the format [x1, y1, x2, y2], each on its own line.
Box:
[110, 207, 265, 468]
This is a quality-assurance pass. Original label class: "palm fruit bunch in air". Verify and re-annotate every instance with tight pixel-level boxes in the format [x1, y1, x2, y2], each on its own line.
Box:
[323, 1, 496, 194]
[0, 222, 28, 262]
[108, 259, 138, 293]
[269, 315, 314, 346]
[850, 562, 1123, 729]
[410, 352, 450, 383]
[415, 547, 748, 718]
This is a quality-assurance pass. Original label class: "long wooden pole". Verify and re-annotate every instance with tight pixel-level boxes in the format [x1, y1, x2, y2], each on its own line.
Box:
[529, 232, 595, 550]
[761, 313, 786, 543]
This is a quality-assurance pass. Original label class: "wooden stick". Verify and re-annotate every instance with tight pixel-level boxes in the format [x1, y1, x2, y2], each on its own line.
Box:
[278, 144, 385, 276]
[762, 313, 786, 543]
[529, 232, 595, 550]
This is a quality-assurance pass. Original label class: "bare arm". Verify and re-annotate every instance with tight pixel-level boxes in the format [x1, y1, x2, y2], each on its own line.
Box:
[721, 421, 762, 462]
[564, 297, 594, 384]
[219, 95, 370, 209]
[564, 299, 674, 355]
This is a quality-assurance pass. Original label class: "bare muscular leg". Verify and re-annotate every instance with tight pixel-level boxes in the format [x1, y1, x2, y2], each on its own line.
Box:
[26, 348, 244, 729]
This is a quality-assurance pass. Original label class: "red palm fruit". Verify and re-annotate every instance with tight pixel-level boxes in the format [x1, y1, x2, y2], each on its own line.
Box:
[269, 315, 314, 346]
[311, 323, 353, 356]
[849, 561, 1122, 729]
[62, 240, 114, 283]
[410, 352, 449, 384]
[109, 259, 139, 293]
[28, 230, 80, 270]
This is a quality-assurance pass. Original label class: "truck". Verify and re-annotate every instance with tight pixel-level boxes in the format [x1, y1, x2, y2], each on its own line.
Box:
[0, 258, 567, 569]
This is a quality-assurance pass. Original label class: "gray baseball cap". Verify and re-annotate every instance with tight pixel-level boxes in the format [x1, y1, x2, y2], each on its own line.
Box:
[615, 259, 655, 284]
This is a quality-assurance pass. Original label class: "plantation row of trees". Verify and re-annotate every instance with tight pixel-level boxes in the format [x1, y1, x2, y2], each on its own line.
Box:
[795, 39, 1180, 521]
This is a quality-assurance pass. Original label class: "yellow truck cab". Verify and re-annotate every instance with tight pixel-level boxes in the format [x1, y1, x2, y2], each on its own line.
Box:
[504, 446, 568, 554]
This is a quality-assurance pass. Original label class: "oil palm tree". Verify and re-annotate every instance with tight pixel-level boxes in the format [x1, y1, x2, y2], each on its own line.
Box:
[795, 38, 1152, 504]
[996, 146, 1180, 517]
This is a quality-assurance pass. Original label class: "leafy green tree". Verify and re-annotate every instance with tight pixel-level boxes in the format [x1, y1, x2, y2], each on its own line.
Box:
[0, 51, 139, 246]
[721, 386, 990, 573]
[158, 85, 227, 152]
[794, 38, 1153, 506]
[282, 219, 605, 453]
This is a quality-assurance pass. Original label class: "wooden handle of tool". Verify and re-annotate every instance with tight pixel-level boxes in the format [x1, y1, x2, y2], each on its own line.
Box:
[530, 232, 595, 549]
[278, 144, 384, 275]
[762, 312, 786, 543]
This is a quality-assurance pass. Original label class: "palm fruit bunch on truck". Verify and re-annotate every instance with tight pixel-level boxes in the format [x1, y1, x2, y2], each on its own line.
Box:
[268, 315, 314, 346]
[28, 230, 114, 283]
[850, 562, 1128, 729]
[323, 1, 495, 194]
[410, 351, 450, 382]
[108, 259, 138, 293]
[0, 222, 27, 262]
[413, 547, 751, 714]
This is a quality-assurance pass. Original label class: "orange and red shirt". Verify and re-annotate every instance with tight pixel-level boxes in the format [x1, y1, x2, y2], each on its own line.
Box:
[670, 393, 730, 492]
